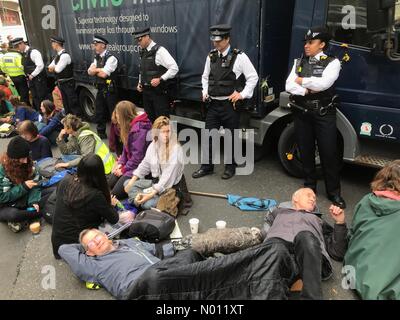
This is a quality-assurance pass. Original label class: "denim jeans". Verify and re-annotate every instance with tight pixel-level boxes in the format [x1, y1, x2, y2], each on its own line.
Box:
[124, 179, 160, 210]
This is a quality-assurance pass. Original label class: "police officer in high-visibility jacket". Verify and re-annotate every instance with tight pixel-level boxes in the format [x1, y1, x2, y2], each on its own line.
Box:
[0, 38, 29, 104]
[285, 27, 345, 209]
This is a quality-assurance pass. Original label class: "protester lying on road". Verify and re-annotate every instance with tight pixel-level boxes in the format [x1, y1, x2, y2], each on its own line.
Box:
[345, 160, 400, 300]
[60, 228, 298, 300]
[263, 188, 348, 300]
[0, 136, 53, 232]
[108, 101, 151, 200]
[51, 154, 119, 259]
[55, 114, 115, 174]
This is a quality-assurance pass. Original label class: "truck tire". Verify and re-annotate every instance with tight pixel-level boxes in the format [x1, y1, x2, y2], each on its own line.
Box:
[79, 88, 96, 122]
[278, 123, 306, 178]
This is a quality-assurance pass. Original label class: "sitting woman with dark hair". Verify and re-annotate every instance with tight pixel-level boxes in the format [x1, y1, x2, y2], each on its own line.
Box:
[18, 120, 52, 161]
[0, 136, 52, 233]
[51, 154, 120, 259]
[9, 96, 39, 124]
[37, 100, 64, 145]
[345, 160, 400, 300]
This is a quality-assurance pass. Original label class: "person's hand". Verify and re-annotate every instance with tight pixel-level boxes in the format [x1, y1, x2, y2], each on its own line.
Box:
[329, 205, 345, 224]
[137, 83, 143, 93]
[112, 164, 122, 176]
[119, 211, 134, 224]
[135, 193, 154, 205]
[25, 180, 38, 189]
[111, 195, 119, 207]
[124, 176, 138, 193]
[55, 163, 69, 169]
[48, 66, 55, 73]
[202, 94, 209, 102]
[33, 204, 40, 213]
[228, 91, 243, 104]
[151, 78, 161, 87]
[28, 75, 34, 81]
[295, 77, 303, 85]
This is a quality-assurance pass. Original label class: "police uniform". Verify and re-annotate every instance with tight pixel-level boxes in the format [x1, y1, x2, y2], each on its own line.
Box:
[49, 36, 81, 117]
[192, 24, 259, 180]
[0, 38, 29, 104]
[20, 39, 49, 110]
[285, 27, 345, 208]
[88, 36, 119, 138]
[132, 27, 179, 123]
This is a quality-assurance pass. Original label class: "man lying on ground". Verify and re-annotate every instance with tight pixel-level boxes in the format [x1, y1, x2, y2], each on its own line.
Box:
[263, 188, 348, 300]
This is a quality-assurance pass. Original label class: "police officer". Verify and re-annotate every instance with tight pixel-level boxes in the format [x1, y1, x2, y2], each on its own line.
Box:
[285, 27, 345, 209]
[0, 38, 29, 104]
[192, 24, 259, 180]
[132, 27, 179, 123]
[48, 36, 82, 117]
[14, 38, 49, 110]
[87, 35, 119, 139]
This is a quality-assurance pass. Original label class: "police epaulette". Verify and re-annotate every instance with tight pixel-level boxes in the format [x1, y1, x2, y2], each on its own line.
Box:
[209, 49, 218, 56]
[233, 49, 242, 54]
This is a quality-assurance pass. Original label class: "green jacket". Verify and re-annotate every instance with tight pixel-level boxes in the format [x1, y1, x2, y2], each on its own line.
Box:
[56, 122, 96, 168]
[344, 193, 400, 300]
[0, 165, 41, 207]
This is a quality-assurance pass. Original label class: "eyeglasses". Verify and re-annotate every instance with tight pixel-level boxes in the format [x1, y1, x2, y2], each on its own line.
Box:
[86, 235, 103, 250]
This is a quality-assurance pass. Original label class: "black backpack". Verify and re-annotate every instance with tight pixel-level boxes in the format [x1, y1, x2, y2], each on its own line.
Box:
[128, 209, 175, 243]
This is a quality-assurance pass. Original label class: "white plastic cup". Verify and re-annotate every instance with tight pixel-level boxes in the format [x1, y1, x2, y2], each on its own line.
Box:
[189, 218, 200, 234]
[216, 221, 227, 230]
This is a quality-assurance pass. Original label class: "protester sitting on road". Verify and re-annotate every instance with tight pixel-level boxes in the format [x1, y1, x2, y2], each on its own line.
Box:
[0, 89, 13, 124]
[108, 109, 123, 157]
[0, 136, 53, 232]
[124, 116, 184, 210]
[18, 120, 52, 161]
[0, 75, 13, 100]
[10, 96, 39, 124]
[263, 188, 348, 300]
[51, 154, 120, 259]
[55, 114, 115, 173]
[108, 101, 151, 200]
[36, 100, 64, 145]
[344, 160, 400, 300]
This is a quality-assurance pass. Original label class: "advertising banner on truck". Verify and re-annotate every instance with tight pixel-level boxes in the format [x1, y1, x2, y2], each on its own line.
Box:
[20, 0, 261, 101]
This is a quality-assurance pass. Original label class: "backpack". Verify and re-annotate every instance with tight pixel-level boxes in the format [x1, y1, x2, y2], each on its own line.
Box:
[36, 157, 62, 178]
[128, 209, 175, 243]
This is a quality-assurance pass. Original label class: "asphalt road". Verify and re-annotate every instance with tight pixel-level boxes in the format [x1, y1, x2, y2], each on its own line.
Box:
[0, 127, 377, 300]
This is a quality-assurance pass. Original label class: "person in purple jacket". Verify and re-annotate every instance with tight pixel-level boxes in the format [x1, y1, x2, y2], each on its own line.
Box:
[108, 101, 152, 199]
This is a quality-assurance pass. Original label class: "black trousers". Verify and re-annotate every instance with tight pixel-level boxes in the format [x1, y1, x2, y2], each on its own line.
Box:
[107, 174, 130, 200]
[58, 80, 81, 117]
[0, 186, 55, 223]
[201, 99, 240, 172]
[95, 85, 118, 134]
[11, 75, 30, 105]
[293, 108, 341, 197]
[29, 75, 49, 110]
[268, 231, 331, 300]
[142, 88, 170, 123]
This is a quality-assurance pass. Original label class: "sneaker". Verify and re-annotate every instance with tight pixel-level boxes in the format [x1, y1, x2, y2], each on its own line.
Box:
[8, 222, 23, 233]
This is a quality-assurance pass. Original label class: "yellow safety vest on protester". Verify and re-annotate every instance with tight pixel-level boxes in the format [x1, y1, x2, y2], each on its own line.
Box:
[0, 51, 25, 78]
[79, 130, 116, 174]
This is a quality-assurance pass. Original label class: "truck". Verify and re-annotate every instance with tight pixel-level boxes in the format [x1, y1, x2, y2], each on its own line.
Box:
[18, 0, 400, 177]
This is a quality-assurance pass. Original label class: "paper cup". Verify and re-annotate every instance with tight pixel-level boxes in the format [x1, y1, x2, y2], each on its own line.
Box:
[189, 218, 199, 234]
[216, 221, 227, 230]
[29, 222, 41, 234]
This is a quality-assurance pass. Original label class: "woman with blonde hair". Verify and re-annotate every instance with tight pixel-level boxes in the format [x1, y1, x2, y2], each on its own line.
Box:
[108, 101, 152, 199]
[124, 116, 184, 210]
[345, 160, 400, 300]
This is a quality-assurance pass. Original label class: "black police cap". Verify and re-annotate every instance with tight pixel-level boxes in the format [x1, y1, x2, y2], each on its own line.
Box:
[304, 27, 332, 43]
[93, 35, 109, 45]
[132, 27, 151, 39]
[50, 36, 65, 45]
[210, 24, 232, 41]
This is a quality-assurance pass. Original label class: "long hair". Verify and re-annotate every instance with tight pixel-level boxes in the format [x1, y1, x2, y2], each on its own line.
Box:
[77, 154, 111, 204]
[115, 101, 138, 145]
[371, 160, 400, 193]
[0, 154, 33, 184]
[152, 116, 179, 163]
[40, 100, 56, 122]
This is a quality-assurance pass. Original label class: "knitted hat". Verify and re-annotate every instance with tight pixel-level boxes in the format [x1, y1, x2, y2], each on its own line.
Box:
[7, 136, 31, 159]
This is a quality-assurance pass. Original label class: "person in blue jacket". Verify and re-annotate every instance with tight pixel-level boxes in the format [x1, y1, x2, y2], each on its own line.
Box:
[36, 100, 64, 145]
[9, 96, 40, 124]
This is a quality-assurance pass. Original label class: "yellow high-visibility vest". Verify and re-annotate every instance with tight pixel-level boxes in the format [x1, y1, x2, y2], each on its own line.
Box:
[79, 130, 116, 174]
[0, 52, 25, 77]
